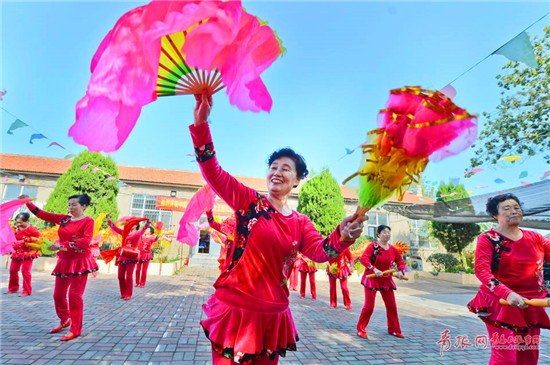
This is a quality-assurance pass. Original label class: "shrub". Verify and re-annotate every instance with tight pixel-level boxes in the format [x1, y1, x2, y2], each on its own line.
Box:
[427, 253, 460, 272]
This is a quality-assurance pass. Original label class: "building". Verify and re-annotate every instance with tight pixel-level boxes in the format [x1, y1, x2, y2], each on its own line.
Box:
[1, 153, 436, 266]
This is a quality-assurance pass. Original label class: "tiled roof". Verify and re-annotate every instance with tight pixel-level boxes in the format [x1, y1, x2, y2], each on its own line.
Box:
[0, 153, 358, 199]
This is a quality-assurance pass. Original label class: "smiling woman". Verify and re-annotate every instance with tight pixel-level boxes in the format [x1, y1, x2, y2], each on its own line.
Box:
[189, 93, 366, 364]
[468, 193, 550, 365]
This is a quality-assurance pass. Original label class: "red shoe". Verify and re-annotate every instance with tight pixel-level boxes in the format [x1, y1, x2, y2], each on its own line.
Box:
[357, 331, 368, 338]
[389, 332, 404, 338]
[60, 332, 80, 341]
[139, 284, 144, 288]
[346, 305, 353, 311]
[300, 294, 305, 298]
[4, 290, 18, 294]
[19, 292, 31, 297]
[124, 296, 131, 300]
[135, 284, 139, 287]
[50, 319, 71, 333]
[312, 296, 317, 300]
[329, 304, 337, 308]
[120, 295, 124, 299]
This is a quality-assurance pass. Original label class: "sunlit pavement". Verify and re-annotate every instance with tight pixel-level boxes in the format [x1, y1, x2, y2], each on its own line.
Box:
[1, 267, 549, 364]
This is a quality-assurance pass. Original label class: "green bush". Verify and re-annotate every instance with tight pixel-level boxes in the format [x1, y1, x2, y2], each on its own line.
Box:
[463, 250, 476, 268]
[447, 266, 475, 274]
[427, 253, 460, 272]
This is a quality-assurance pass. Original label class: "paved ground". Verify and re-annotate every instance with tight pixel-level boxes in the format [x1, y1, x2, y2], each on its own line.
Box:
[1, 267, 549, 364]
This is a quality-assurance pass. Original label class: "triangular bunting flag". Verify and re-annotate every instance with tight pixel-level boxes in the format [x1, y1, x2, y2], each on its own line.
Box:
[7, 119, 28, 135]
[493, 32, 538, 68]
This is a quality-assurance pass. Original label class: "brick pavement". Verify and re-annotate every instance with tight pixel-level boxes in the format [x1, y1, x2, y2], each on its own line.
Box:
[1, 267, 549, 364]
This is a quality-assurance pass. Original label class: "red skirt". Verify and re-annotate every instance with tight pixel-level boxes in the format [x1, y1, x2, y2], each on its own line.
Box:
[361, 275, 396, 291]
[201, 289, 298, 363]
[468, 287, 550, 332]
[139, 251, 153, 262]
[298, 262, 317, 273]
[52, 257, 99, 277]
[327, 264, 352, 279]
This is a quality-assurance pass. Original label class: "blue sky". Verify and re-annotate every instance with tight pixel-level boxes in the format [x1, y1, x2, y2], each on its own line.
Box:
[1, 1, 549, 197]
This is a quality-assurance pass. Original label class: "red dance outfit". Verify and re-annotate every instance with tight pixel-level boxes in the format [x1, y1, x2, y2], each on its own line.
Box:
[468, 229, 550, 365]
[27, 203, 97, 336]
[357, 241, 406, 336]
[326, 248, 354, 309]
[288, 261, 299, 291]
[108, 221, 147, 299]
[206, 210, 230, 271]
[135, 235, 157, 287]
[191, 122, 356, 363]
[297, 252, 317, 299]
[7, 225, 41, 295]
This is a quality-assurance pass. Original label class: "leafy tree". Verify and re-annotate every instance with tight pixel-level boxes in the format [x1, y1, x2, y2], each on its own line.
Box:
[297, 168, 345, 236]
[42, 151, 119, 226]
[471, 26, 550, 167]
[429, 182, 481, 259]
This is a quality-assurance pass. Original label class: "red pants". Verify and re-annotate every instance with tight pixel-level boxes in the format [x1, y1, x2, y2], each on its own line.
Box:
[8, 259, 34, 294]
[54, 275, 88, 335]
[328, 276, 350, 307]
[288, 265, 299, 291]
[135, 261, 149, 287]
[118, 262, 136, 297]
[357, 287, 401, 334]
[212, 350, 279, 364]
[486, 323, 540, 365]
[299, 271, 316, 299]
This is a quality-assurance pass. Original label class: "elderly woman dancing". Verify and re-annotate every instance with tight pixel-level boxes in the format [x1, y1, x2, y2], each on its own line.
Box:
[190, 93, 366, 364]
[468, 193, 550, 365]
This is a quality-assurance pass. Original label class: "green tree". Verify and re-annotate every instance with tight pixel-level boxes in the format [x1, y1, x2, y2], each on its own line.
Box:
[43, 151, 119, 226]
[429, 182, 481, 260]
[297, 168, 345, 236]
[471, 26, 550, 167]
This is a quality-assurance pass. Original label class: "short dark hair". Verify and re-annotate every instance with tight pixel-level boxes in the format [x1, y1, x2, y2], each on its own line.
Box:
[68, 194, 92, 206]
[377, 225, 391, 234]
[15, 212, 30, 222]
[267, 148, 309, 180]
[146, 226, 155, 235]
[486, 193, 522, 218]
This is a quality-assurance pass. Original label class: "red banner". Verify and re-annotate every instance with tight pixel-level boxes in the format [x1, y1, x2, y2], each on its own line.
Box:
[156, 196, 233, 216]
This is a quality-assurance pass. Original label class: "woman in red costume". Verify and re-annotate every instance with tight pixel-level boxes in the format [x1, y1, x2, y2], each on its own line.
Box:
[206, 210, 233, 271]
[326, 247, 354, 310]
[468, 194, 550, 365]
[5, 212, 41, 296]
[191, 93, 366, 364]
[356, 225, 405, 339]
[297, 252, 317, 300]
[24, 193, 98, 341]
[135, 225, 157, 288]
[106, 215, 149, 300]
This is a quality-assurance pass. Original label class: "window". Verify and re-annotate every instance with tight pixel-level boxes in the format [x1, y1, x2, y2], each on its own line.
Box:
[365, 210, 389, 240]
[409, 219, 431, 248]
[2, 184, 38, 203]
[130, 194, 172, 227]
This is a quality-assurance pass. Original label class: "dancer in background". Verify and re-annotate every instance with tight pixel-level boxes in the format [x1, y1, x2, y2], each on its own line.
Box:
[206, 210, 234, 271]
[468, 194, 550, 364]
[191, 93, 365, 364]
[5, 212, 41, 296]
[357, 225, 405, 339]
[327, 247, 354, 310]
[135, 225, 157, 288]
[297, 251, 317, 300]
[24, 194, 97, 341]
[106, 215, 149, 300]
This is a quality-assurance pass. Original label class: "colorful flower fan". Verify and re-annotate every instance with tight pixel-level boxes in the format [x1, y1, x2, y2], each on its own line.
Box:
[344, 86, 477, 217]
[69, 0, 284, 153]
[393, 240, 409, 255]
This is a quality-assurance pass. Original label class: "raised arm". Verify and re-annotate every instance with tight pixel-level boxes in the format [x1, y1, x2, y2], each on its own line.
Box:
[206, 210, 224, 233]
[26, 202, 69, 225]
[298, 215, 357, 262]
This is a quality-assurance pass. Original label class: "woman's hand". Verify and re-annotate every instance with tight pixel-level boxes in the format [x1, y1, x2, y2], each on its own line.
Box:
[374, 268, 383, 277]
[18, 194, 30, 200]
[339, 214, 367, 240]
[194, 91, 213, 126]
[398, 271, 404, 280]
[506, 292, 528, 309]
[47, 243, 61, 252]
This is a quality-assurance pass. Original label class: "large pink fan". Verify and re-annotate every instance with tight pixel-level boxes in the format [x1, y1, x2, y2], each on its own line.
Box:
[70, 0, 283, 152]
[0, 198, 34, 255]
